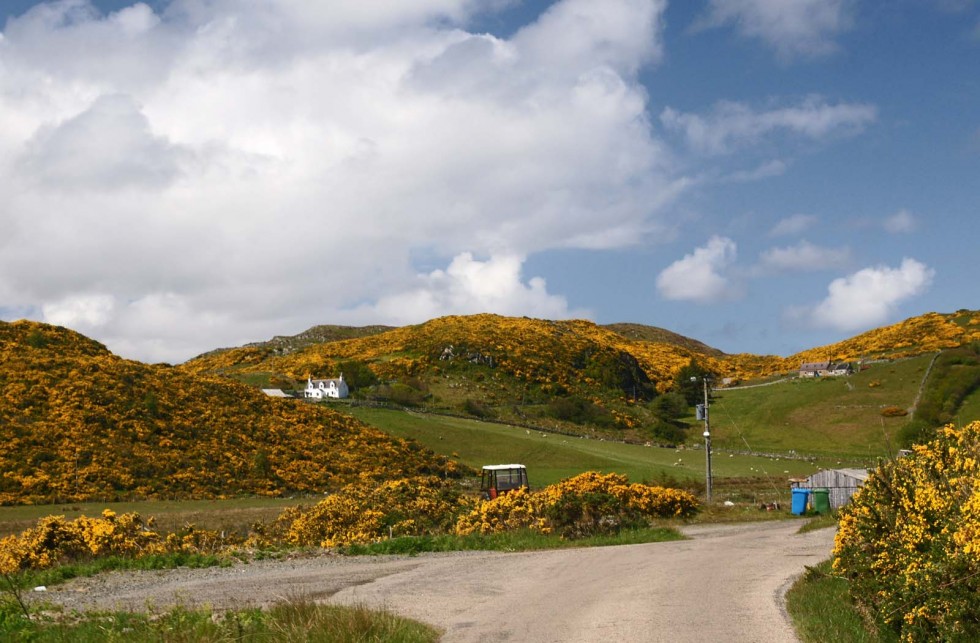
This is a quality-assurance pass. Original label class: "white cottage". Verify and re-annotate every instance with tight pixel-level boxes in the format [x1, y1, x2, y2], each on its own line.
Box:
[304, 375, 349, 400]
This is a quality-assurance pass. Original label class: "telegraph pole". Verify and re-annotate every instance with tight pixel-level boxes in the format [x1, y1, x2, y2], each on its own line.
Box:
[693, 376, 713, 503]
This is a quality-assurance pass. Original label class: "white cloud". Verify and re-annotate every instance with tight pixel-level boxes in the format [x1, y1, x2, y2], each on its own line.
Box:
[42, 293, 116, 328]
[513, 0, 667, 75]
[348, 253, 587, 325]
[697, 0, 855, 60]
[884, 209, 916, 234]
[769, 213, 817, 237]
[786, 258, 935, 331]
[661, 96, 876, 156]
[656, 236, 741, 303]
[0, 0, 678, 362]
[757, 241, 851, 273]
[20, 93, 183, 190]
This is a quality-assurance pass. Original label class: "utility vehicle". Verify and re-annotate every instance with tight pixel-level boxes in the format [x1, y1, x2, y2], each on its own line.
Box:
[480, 464, 529, 499]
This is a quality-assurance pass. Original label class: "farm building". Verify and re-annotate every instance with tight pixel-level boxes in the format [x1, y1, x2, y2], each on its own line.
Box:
[799, 361, 853, 378]
[792, 468, 870, 510]
[304, 375, 349, 400]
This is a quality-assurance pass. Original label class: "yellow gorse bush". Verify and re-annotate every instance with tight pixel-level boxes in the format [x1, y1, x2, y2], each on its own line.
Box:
[455, 472, 698, 538]
[283, 476, 471, 548]
[0, 320, 465, 505]
[0, 510, 164, 574]
[453, 487, 550, 536]
[833, 421, 980, 641]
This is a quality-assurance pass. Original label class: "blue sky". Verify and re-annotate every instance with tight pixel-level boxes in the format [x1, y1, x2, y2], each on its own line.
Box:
[0, 0, 977, 363]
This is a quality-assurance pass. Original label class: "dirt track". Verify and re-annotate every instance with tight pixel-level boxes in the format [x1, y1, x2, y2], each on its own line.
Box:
[39, 521, 835, 642]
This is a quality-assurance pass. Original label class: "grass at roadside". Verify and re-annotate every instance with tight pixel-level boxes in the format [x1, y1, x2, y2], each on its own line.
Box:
[797, 512, 839, 534]
[6, 551, 229, 593]
[339, 525, 685, 556]
[786, 560, 897, 643]
[0, 596, 439, 642]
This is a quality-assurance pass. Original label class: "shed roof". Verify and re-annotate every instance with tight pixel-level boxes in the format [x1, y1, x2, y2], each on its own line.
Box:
[835, 468, 870, 481]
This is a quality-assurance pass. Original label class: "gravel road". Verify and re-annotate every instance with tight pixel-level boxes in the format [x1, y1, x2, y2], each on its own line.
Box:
[36, 521, 835, 642]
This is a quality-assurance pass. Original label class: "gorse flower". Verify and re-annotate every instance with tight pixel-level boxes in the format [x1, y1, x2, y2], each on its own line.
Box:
[455, 472, 698, 539]
[833, 421, 980, 641]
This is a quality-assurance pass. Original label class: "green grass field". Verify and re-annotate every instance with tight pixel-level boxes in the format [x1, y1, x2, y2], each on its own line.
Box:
[707, 356, 933, 457]
[956, 386, 980, 426]
[345, 407, 852, 504]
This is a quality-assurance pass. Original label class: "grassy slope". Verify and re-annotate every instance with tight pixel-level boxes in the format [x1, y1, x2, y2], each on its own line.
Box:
[958, 387, 980, 425]
[708, 355, 932, 457]
[345, 407, 842, 491]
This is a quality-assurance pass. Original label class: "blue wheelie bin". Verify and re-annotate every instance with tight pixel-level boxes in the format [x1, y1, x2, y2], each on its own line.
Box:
[791, 488, 811, 515]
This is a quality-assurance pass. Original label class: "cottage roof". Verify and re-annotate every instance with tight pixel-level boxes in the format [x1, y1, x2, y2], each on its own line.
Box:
[261, 389, 291, 398]
[800, 361, 830, 371]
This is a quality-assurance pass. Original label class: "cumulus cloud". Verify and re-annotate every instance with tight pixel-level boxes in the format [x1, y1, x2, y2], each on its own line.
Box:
[769, 213, 817, 237]
[656, 236, 741, 303]
[0, 0, 679, 362]
[42, 293, 116, 328]
[348, 253, 587, 325]
[20, 93, 183, 190]
[786, 258, 935, 331]
[660, 96, 876, 156]
[757, 241, 851, 273]
[696, 0, 855, 60]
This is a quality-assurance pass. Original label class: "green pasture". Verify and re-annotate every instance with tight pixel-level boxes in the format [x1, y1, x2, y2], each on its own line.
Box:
[346, 407, 849, 497]
[955, 386, 980, 426]
[706, 355, 933, 457]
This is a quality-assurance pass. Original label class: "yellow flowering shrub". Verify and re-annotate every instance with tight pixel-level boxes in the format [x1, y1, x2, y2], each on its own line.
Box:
[0, 320, 466, 505]
[455, 472, 698, 539]
[454, 487, 549, 536]
[0, 510, 165, 574]
[283, 477, 469, 547]
[833, 421, 980, 641]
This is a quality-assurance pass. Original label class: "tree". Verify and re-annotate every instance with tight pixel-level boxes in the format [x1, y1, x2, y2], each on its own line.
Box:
[672, 360, 717, 407]
[337, 360, 378, 392]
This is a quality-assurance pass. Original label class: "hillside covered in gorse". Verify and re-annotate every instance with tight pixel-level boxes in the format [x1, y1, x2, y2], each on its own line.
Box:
[184, 310, 980, 441]
[0, 321, 463, 506]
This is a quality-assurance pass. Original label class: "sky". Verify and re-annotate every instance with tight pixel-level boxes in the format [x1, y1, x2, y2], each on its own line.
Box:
[0, 0, 978, 364]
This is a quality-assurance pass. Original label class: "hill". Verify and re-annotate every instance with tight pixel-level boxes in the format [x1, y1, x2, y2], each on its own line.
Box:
[0, 320, 463, 505]
[182, 314, 731, 441]
[603, 323, 725, 357]
[181, 311, 980, 444]
[786, 310, 980, 365]
[194, 324, 394, 362]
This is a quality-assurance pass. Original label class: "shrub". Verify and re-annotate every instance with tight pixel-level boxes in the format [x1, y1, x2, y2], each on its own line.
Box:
[462, 398, 497, 419]
[283, 477, 469, 547]
[546, 396, 615, 427]
[833, 421, 980, 641]
[455, 472, 698, 539]
[0, 510, 164, 574]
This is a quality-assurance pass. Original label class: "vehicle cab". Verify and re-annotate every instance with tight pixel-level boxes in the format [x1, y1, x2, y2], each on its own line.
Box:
[480, 464, 529, 499]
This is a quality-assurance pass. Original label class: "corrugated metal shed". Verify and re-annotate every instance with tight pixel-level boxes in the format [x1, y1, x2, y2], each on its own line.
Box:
[793, 468, 870, 510]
